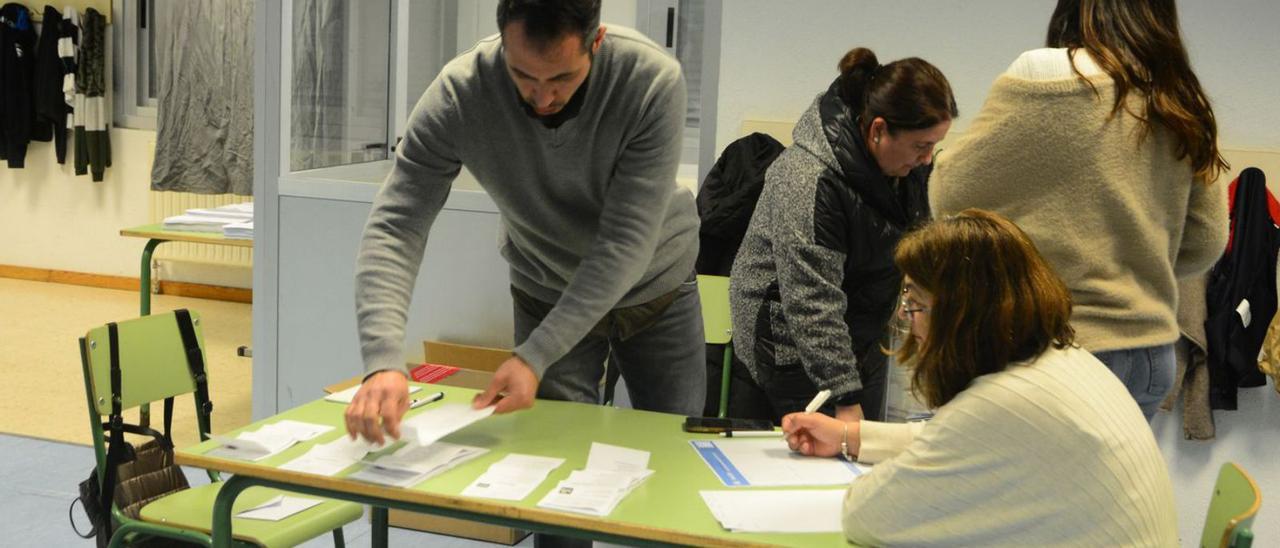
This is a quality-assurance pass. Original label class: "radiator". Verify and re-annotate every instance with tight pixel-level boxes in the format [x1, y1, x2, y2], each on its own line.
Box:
[149, 191, 253, 268]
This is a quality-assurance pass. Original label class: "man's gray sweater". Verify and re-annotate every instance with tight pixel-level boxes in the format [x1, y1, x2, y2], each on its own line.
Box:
[356, 26, 697, 378]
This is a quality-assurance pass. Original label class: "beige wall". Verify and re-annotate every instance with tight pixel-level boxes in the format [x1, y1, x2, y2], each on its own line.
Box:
[0, 128, 251, 288]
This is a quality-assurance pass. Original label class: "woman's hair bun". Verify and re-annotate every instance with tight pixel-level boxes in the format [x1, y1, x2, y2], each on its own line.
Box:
[838, 47, 880, 79]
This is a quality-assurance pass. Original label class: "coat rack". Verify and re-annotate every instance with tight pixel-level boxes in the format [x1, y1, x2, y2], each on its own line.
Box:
[23, 0, 112, 24]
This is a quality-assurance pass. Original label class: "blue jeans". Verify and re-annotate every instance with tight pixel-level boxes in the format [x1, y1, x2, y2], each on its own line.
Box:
[512, 277, 707, 416]
[1093, 344, 1176, 422]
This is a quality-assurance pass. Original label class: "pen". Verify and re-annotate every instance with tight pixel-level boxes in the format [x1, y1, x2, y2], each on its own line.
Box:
[804, 389, 832, 414]
[409, 391, 445, 409]
[723, 430, 783, 438]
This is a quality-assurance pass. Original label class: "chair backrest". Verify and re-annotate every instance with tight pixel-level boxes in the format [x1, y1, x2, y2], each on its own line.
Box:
[697, 275, 733, 345]
[81, 311, 206, 416]
[1201, 462, 1262, 548]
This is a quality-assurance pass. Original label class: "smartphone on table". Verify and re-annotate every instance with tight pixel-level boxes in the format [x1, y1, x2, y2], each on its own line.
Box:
[682, 416, 775, 434]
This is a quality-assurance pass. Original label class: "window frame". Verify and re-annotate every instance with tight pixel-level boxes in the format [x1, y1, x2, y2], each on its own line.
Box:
[113, 0, 158, 130]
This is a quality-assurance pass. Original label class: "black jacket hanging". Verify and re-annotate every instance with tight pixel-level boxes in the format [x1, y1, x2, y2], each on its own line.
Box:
[34, 5, 67, 162]
[0, 3, 37, 167]
[1205, 167, 1279, 410]
[695, 132, 785, 276]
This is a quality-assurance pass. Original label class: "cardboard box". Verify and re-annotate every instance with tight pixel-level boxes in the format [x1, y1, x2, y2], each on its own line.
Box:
[385, 509, 529, 545]
[422, 340, 511, 373]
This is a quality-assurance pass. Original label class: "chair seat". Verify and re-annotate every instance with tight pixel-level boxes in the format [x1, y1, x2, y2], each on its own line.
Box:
[138, 482, 362, 547]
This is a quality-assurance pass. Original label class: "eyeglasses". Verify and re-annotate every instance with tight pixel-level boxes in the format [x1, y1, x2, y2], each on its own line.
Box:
[900, 293, 929, 319]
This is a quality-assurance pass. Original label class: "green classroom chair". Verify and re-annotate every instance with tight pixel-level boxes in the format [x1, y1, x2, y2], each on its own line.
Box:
[78, 310, 361, 547]
[697, 275, 734, 418]
[1200, 462, 1261, 548]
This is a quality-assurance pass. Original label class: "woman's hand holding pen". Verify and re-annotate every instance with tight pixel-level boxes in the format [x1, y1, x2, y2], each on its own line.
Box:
[782, 412, 847, 457]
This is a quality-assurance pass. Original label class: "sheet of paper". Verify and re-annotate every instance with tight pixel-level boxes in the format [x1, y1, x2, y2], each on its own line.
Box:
[208, 421, 334, 461]
[350, 442, 488, 488]
[235, 495, 324, 521]
[209, 432, 293, 461]
[585, 442, 650, 472]
[461, 453, 565, 501]
[700, 490, 845, 533]
[278, 436, 380, 476]
[537, 483, 629, 517]
[564, 468, 654, 491]
[399, 403, 494, 446]
[692, 439, 863, 487]
[324, 384, 422, 404]
[267, 420, 333, 441]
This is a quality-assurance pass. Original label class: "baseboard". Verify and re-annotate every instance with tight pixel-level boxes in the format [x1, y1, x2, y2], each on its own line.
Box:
[0, 264, 252, 304]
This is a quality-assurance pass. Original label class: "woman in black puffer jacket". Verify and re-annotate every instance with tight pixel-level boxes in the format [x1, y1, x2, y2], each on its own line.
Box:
[730, 47, 956, 424]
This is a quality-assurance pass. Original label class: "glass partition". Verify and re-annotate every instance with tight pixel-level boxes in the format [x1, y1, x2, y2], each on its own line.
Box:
[290, 0, 392, 171]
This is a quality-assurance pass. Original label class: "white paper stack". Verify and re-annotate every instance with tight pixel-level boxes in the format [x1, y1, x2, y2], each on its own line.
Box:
[186, 206, 252, 221]
[700, 490, 845, 533]
[162, 202, 254, 234]
[537, 443, 653, 517]
[349, 442, 487, 488]
[279, 435, 382, 476]
[222, 220, 253, 240]
[398, 403, 494, 446]
[461, 454, 565, 501]
[161, 213, 244, 233]
[208, 420, 333, 461]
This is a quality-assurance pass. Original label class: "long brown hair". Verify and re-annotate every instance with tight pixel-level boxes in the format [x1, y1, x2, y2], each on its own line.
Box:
[1046, 0, 1228, 183]
[893, 209, 1075, 408]
[836, 47, 958, 139]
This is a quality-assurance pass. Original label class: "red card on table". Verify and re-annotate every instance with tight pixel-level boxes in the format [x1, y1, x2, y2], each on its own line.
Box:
[409, 362, 460, 384]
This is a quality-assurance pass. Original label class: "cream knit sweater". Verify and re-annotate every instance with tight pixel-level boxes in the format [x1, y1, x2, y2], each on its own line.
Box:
[844, 346, 1178, 546]
[931, 57, 1229, 353]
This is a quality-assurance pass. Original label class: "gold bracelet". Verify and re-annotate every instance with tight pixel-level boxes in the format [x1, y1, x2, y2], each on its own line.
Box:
[841, 421, 851, 460]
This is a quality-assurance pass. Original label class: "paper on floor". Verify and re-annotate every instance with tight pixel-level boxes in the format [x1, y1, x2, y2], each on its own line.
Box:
[700, 490, 845, 533]
[235, 495, 323, 521]
[461, 454, 565, 501]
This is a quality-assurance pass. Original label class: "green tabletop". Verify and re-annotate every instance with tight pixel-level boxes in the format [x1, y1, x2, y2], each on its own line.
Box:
[121, 223, 254, 247]
[178, 384, 852, 547]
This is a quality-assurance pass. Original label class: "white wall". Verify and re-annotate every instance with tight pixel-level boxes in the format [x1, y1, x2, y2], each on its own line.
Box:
[0, 129, 252, 289]
[0, 130, 155, 278]
[716, 2, 1279, 544]
[716, 1, 1053, 155]
[716, 0, 1280, 154]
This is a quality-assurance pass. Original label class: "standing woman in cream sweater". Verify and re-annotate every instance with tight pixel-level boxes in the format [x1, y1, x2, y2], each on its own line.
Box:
[784, 210, 1177, 546]
[931, 0, 1230, 419]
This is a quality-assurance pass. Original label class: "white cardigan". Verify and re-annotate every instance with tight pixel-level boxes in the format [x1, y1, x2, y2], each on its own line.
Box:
[845, 346, 1178, 547]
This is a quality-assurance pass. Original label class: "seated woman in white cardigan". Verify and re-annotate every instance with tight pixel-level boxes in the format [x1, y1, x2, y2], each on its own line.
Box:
[783, 209, 1178, 547]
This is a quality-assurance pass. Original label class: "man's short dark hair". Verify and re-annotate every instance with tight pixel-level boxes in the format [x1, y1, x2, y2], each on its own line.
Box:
[497, 0, 601, 52]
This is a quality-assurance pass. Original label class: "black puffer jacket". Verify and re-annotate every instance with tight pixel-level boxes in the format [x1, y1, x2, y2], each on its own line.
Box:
[730, 78, 931, 406]
[696, 132, 785, 276]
